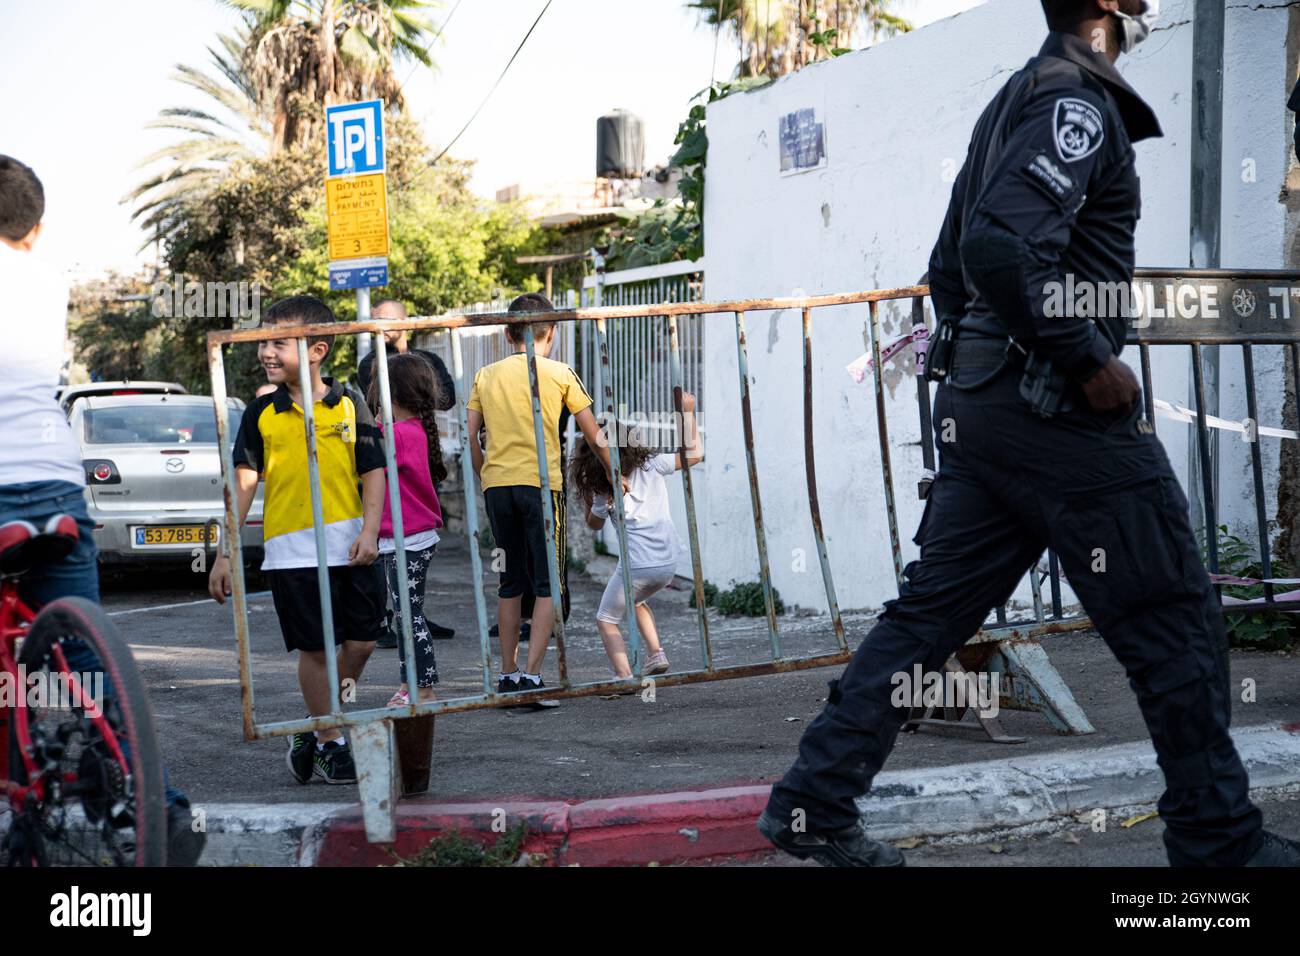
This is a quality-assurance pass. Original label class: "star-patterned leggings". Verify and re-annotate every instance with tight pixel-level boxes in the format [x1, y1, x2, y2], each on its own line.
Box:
[381, 544, 439, 688]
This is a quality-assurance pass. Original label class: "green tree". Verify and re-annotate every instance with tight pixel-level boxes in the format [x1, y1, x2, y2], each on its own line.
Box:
[229, 0, 440, 152]
[95, 116, 542, 401]
[127, 141, 322, 400]
[687, 0, 910, 78]
[277, 161, 544, 319]
[126, 28, 272, 249]
[68, 275, 168, 383]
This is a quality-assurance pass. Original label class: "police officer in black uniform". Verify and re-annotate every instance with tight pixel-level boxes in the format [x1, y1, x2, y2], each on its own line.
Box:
[758, 0, 1300, 867]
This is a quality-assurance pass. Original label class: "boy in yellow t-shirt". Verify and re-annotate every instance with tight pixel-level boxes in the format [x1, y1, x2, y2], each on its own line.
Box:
[209, 295, 386, 786]
[467, 293, 614, 695]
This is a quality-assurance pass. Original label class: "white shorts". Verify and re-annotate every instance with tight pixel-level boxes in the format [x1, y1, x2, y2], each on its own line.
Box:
[596, 563, 676, 624]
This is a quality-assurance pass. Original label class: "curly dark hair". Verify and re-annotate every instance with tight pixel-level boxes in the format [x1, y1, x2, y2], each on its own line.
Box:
[569, 424, 657, 508]
[365, 352, 448, 485]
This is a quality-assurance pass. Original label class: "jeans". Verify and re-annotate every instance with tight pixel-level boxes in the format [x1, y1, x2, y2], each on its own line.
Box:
[0, 480, 187, 808]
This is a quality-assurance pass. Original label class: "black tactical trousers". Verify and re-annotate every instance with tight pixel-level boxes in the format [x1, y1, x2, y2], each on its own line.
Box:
[768, 349, 1264, 866]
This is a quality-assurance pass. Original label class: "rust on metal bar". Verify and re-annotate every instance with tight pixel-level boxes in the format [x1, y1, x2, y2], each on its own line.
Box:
[449, 330, 495, 696]
[297, 336, 343, 713]
[734, 310, 781, 658]
[205, 270, 1300, 348]
[911, 291, 936, 497]
[1190, 342, 1219, 576]
[205, 285, 933, 345]
[372, 333, 420, 709]
[1139, 342, 1155, 424]
[593, 316, 644, 671]
[523, 324, 571, 686]
[802, 307, 846, 649]
[970, 616, 1094, 645]
[1240, 343, 1274, 604]
[666, 313, 713, 670]
[866, 302, 904, 588]
[208, 340, 256, 741]
[213, 268, 1300, 743]
[246, 650, 856, 736]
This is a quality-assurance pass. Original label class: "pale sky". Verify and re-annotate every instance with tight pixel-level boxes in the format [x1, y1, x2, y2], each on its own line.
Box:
[0, 0, 985, 278]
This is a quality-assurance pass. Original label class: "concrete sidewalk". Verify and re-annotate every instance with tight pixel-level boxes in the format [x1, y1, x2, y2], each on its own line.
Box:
[191, 724, 1300, 865]
[102, 535, 1300, 863]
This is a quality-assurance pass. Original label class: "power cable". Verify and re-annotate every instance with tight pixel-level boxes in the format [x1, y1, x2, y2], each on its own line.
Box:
[430, 0, 556, 166]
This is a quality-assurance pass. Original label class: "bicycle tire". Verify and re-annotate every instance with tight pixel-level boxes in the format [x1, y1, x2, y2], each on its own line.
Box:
[16, 597, 167, 866]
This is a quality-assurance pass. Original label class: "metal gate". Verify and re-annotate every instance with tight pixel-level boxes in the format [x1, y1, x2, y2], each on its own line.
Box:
[205, 268, 1300, 841]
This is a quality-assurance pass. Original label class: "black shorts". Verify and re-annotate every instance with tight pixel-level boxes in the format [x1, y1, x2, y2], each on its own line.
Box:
[267, 564, 385, 653]
[483, 485, 566, 601]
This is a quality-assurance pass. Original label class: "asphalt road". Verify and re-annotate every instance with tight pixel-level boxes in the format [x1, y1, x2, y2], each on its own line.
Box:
[98, 538, 1300, 830]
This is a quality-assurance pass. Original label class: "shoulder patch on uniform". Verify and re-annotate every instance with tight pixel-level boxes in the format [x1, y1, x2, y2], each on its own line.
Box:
[1022, 149, 1078, 205]
[1053, 97, 1105, 164]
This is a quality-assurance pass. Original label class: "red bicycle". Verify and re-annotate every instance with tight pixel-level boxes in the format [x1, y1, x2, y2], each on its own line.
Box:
[0, 515, 166, 866]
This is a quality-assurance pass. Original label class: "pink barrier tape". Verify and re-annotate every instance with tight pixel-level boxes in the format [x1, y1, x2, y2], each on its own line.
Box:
[846, 326, 929, 384]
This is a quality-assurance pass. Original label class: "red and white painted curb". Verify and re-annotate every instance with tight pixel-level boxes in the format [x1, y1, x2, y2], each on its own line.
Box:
[299, 785, 772, 867]
[196, 723, 1300, 866]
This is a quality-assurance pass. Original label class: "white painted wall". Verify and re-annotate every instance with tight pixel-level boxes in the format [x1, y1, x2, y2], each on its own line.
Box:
[698, 0, 1299, 613]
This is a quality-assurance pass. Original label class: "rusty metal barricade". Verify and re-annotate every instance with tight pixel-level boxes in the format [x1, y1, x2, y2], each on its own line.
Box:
[207, 292, 879, 841]
[205, 268, 1300, 842]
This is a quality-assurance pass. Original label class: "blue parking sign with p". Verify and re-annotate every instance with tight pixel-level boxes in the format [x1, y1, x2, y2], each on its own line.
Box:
[326, 100, 385, 177]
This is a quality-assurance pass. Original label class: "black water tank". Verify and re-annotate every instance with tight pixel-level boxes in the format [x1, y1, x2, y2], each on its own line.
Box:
[596, 109, 644, 180]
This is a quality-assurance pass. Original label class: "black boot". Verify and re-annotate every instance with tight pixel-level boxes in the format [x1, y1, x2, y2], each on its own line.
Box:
[1245, 831, 1300, 866]
[757, 808, 904, 867]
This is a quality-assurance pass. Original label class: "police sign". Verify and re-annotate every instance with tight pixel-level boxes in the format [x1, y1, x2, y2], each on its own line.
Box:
[325, 99, 388, 289]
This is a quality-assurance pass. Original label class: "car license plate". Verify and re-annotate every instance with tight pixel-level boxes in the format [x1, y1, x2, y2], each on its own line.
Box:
[133, 525, 219, 547]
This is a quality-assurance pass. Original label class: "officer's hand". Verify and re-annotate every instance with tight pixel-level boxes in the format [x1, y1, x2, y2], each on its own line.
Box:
[1081, 356, 1141, 412]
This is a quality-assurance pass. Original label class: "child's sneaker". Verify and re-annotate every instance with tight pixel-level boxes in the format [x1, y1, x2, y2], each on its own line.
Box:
[313, 740, 357, 784]
[286, 730, 315, 784]
[517, 674, 560, 710]
[497, 674, 521, 694]
[643, 650, 670, 675]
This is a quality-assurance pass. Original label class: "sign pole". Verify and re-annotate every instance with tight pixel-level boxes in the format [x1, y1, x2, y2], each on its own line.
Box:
[357, 287, 372, 364]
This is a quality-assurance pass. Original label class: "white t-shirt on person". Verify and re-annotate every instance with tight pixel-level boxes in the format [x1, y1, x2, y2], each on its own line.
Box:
[0, 243, 83, 488]
[591, 453, 683, 569]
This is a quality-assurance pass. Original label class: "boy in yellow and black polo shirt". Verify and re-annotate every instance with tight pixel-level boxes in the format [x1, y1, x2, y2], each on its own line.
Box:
[466, 293, 615, 697]
[208, 295, 386, 785]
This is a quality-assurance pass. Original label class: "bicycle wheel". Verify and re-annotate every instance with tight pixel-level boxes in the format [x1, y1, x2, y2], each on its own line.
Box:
[4, 597, 167, 866]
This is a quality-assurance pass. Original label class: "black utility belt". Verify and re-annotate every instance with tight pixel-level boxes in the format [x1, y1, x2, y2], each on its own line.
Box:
[951, 337, 1027, 371]
[925, 316, 1074, 417]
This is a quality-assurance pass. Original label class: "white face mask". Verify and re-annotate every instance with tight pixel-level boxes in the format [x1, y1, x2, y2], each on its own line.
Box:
[1113, 0, 1160, 54]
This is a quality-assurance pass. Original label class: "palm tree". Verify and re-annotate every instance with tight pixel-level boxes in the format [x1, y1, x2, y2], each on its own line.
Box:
[688, 0, 910, 78]
[126, 29, 272, 250]
[227, 0, 440, 152]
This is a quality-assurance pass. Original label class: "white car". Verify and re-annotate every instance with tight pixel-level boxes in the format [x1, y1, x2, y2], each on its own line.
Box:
[70, 393, 264, 568]
[60, 380, 188, 417]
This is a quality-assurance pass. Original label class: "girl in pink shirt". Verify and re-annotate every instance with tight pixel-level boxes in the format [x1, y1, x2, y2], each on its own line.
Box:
[366, 353, 446, 706]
